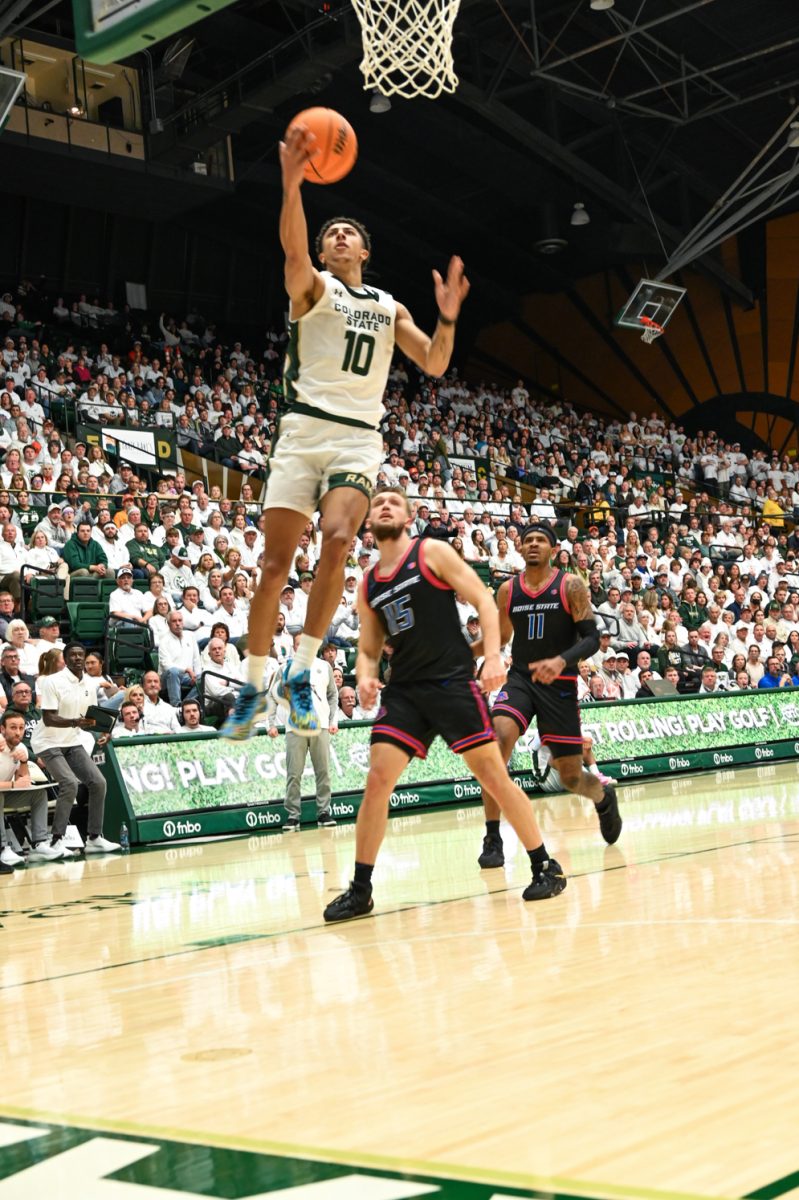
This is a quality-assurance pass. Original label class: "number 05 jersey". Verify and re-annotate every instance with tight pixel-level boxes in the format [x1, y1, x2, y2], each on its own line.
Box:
[365, 538, 474, 684]
[284, 270, 396, 430]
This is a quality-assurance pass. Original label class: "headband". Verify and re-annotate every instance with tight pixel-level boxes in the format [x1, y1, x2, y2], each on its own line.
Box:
[521, 522, 557, 547]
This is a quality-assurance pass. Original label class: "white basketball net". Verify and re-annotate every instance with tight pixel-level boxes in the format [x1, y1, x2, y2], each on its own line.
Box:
[640, 320, 663, 344]
[350, 0, 462, 100]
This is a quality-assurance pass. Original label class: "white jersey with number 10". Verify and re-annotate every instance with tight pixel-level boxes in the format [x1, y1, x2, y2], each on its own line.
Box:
[283, 270, 397, 429]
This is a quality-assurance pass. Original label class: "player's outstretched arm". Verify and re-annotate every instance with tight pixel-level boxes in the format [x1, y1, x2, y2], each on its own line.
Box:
[529, 575, 600, 685]
[279, 125, 324, 317]
[420, 539, 506, 692]
[355, 583, 386, 711]
[394, 256, 470, 377]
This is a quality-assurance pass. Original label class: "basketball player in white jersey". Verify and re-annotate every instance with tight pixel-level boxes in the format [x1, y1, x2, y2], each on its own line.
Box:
[223, 124, 469, 739]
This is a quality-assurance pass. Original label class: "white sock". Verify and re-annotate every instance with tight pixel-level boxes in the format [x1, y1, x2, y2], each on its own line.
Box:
[247, 653, 267, 689]
[588, 763, 602, 777]
[289, 634, 322, 675]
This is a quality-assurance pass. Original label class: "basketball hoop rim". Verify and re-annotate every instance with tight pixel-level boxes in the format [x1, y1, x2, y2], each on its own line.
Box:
[639, 315, 664, 344]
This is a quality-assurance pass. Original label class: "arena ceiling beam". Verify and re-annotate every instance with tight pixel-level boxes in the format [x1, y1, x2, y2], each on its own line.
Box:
[455, 80, 754, 307]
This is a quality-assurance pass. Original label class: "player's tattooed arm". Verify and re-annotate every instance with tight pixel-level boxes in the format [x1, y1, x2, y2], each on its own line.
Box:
[564, 575, 594, 622]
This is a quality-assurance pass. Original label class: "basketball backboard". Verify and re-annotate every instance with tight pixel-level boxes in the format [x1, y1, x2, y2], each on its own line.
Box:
[616, 278, 686, 333]
[0, 68, 26, 133]
[73, 0, 235, 63]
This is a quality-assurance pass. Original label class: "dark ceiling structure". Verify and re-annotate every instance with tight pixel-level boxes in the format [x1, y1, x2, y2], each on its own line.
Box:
[8, 0, 799, 333]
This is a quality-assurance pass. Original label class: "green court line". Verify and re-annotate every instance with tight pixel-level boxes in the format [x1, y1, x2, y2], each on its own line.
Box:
[0, 831, 791, 993]
[744, 1169, 799, 1199]
[0, 1106, 738, 1200]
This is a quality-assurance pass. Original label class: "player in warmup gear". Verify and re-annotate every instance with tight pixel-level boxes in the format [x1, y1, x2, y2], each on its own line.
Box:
[323, 489, 566, 924]
[222, 124, 469, 740]
[477, 523, 621, 870]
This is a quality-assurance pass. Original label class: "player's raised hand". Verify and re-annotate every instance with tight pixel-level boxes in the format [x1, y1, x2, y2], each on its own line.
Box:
[279, 124, 317, 189]
[481, 653, 507, 694]
[432, 256, 470, 323]
[529, 655, 567, 685]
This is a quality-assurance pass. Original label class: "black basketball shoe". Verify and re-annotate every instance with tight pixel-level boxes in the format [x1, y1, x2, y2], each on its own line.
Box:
[323, 882, 374, 923]
[596, 782, 622, 844]
[478, 832, 505, 869]
[522, 858, 567, 901]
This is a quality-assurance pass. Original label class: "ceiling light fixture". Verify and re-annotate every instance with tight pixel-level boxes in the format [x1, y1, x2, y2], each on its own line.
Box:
[590, 0, 615, 10]
[571, 201, 590, 226]
[369, 88, 391, 114]
[787, 121, 799, 149]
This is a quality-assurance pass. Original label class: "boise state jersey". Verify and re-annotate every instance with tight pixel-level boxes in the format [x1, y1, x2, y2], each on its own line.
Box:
[506, 569, 579, 682]
[283, 270, 396, 429]
[366, 539, 474, 684]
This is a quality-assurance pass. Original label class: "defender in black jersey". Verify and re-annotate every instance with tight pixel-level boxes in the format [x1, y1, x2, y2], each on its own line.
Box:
[324, 490, 567, 923]
[478, 523, 622, 870]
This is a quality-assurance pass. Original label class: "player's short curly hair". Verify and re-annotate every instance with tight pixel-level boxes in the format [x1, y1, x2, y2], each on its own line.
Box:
[315, 216, 372, 262]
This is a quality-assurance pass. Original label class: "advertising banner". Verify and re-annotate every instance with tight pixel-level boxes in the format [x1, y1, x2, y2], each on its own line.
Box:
[113, 724, 482, 818]
[105, 688, 799, 843]
[580, 688, 799, 762]
[77, 423, 177, 468]
[449, 454, 491, 483]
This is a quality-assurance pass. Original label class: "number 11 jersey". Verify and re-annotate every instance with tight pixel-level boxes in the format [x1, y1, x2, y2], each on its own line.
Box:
[284, 270, 396, 430]
[507, 568, 579, 682]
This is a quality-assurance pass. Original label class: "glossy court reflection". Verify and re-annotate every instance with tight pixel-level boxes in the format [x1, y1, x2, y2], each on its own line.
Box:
[1, 761, 798, 1200]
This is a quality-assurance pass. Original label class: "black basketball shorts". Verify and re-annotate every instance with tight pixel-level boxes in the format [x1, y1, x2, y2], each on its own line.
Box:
[371, 676, 496, 758]
[492, 667, 583, 759]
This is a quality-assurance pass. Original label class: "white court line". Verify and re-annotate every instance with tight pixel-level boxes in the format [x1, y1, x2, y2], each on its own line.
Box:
[109, 914, 799, 994]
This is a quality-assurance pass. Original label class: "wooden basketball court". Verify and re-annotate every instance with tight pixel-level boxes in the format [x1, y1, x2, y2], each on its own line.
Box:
[2, 761, 798, 1200]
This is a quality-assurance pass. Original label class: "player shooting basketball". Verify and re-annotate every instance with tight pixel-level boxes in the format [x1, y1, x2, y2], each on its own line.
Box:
[223, 123, 470, 740]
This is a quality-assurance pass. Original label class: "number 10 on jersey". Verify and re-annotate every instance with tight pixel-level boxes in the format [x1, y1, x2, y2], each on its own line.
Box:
[342, 331, 375, 376]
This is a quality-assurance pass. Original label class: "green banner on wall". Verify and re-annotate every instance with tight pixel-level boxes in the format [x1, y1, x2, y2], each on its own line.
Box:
[579, 688, 799, 762]
[105, 688, 799, 844]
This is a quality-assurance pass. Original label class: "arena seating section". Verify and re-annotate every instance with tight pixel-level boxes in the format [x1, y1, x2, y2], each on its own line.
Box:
[2, 276, 799, 740]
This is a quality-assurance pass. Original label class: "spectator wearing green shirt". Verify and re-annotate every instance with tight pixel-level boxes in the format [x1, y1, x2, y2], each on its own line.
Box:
[62, 520, 108, 586]
[128, 523, 163, 579]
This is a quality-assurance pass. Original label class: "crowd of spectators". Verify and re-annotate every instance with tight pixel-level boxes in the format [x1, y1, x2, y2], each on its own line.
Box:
[1, 278, 799, 757]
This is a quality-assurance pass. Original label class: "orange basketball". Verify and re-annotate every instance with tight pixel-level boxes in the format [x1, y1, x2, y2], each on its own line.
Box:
[286, 107, 358, 185]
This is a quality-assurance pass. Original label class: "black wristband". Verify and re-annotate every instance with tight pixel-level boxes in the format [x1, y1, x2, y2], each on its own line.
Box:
[437, 312, 457, 327]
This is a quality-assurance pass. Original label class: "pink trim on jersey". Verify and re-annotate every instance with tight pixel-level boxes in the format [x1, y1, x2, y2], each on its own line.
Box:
[559, 572, 572, 615]
[418, 537, 451, 590]
[371, 724, 428, 758]
[518, 569, 558, 600]
[542, 734, 583, 744]
[373, 538, 416, 584]
[468, 678, 494, 737]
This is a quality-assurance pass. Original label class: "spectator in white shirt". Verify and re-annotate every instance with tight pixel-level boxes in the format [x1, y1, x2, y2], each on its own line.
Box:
[212, 585, 248, 640]
[202, 636, 244, 719]
[141, 669, 182, 734]
[30, 642, 120, 855]
[96, 521, 131, 573]
[158, 610, 201, 707]
[0, 708, 56, 867]
[0, 522, 22, 601]
[160, 544, 196, 602]
[337, 685, 357, 723]
[109, 567, 153, 624]
[112, 700, 145, 739]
